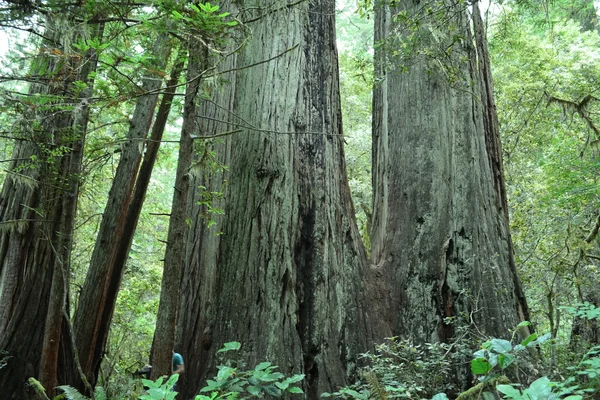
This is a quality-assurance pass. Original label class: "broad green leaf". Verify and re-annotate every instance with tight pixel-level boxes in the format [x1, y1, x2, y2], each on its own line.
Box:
[473, 349, 486, 358]
[528, 333, 551, 347]
[497, 384, 523, 399]
[431, 393, 449, 400]
[488, 352, 498, 367]
[263, 385, 282, 396]
[200, 380, 219, 392]
[341, 389, 363, 398]
[276, 381, 289, 390]
[217, 341, 241, 353]
[247, 385, 261, 396]
[490, 338, 513, 354]
[471, 358, 492, 375]
[289, 387, 304, 394]
[514, 344, 525, 352]
[524, 377, 552, 400]
[217, 366, 235, 381]
[515, 321, 532, 329]
[498, 353, 515, 369]
[166, 373, 179, 387]
[283, 374, 305, 384]
[265, 372, 284, 381]
[141, 378, 158, 388]
[255, 361, 271, 371]
[521, 333, 538, 346]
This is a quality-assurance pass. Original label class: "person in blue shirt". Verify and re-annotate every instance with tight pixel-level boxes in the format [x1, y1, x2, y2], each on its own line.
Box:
[173, 352, 184, 375]
[172, 352, 184, 392]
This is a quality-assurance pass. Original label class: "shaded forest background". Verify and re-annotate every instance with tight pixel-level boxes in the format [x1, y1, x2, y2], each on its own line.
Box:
[0, 0, 599, 398]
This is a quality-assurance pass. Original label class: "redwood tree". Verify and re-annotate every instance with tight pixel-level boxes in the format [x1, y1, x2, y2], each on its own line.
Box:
[151, 45, 206, 379]
[0, 8, 99, 397]
[72, 33, 173, 387]
[175, 0, 379, 396]
[371, 0, 530, 345]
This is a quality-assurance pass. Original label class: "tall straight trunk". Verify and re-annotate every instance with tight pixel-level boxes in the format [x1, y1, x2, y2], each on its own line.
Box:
[177, 0, 378, 397]
[175, 48, 236, 395]
[72, 34, 172, 387]
[151, 46, 205, 380]
[371, 0, 529, 345]
[0, 12, 98, 397]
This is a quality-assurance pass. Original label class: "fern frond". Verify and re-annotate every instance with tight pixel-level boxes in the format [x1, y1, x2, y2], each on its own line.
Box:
[55, 385, 90, 400]
[363, 371, 388, 400]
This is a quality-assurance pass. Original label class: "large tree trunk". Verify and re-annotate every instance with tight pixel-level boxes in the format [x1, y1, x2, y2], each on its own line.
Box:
[151, 46, 205, 380]
[0, 12, 98, 398]
[371, 0, 529, 345]
[72, 34, 172, 387]
[176, 0, 378, 397]
[175, 50, 236, 396]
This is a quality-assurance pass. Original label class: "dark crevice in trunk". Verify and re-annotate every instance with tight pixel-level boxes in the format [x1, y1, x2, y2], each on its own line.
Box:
[294, 201, 318, 395]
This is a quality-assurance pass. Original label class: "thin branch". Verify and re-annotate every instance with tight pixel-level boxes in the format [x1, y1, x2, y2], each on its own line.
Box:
[140, 43, 299, 99]
[241, 0, 309, 24]
[585, 214, 600, 243]
[203, 44, 299, 78]
[195, 115, 343, 136]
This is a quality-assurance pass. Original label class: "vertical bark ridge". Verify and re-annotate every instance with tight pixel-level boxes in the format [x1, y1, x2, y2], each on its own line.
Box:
[472, 2, 531, 327]
[152, 45, 206, 380]
[175, 48, 236, 396]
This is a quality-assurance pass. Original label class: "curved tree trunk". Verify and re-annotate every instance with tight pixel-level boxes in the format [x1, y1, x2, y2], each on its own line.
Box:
[371, 0, 529, 345]
[0, 13, 98, 397]
[72, 34, 172, 387]
[177, 0, 379, 397]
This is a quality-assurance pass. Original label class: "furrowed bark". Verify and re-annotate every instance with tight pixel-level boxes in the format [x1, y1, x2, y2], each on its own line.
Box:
[371, 0, 528, 350]
[175, 47, 236, 397]
[151, 46, 204, 380]
[174, 47, 236, 395]
[177, 0, 378, 397]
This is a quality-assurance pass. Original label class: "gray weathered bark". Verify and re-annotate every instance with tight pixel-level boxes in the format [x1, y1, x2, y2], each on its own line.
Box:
[176, 0, 378, 397]
[371, 0, 529, 344]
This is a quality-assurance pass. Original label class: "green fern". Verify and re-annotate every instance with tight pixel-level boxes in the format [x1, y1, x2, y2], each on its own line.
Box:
[55, 385, 89, 400]
[53, 385, 107, 400]
[363, 371, 388, 400]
